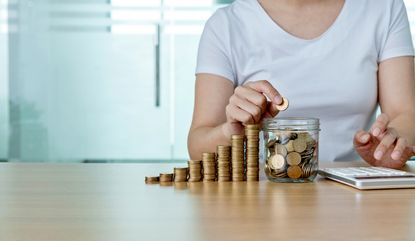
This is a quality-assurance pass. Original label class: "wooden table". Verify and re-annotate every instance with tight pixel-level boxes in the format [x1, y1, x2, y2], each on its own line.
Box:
[1, 161, 415, 241]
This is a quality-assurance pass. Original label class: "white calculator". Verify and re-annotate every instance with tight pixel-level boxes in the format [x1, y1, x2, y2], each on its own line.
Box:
[318, 167, 415, 190]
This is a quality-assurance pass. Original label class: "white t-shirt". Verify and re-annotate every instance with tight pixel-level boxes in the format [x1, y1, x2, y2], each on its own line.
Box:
[195, 0, 415, 162]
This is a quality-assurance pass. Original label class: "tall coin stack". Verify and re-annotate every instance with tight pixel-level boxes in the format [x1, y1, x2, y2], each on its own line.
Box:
[217, 145, 231, 182]
[245, 124, 260, 181]
[231, 134, 245, 181]
[202, 152, 217, 182]
[188, 160, 202, 182]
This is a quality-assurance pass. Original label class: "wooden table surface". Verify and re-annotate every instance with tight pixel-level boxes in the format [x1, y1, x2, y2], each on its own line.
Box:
[1, 161, 415, 241]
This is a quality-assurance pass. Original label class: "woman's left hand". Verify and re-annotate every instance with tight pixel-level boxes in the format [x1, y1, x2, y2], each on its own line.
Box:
[354, 114, 415, 169]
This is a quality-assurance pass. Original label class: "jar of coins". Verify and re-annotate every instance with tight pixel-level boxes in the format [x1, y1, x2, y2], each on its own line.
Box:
[262, 118, 320, 183]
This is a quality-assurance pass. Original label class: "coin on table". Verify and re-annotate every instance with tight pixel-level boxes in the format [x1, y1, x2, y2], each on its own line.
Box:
[287, 165, 302, 179]
[276, 97, 289, 111]
[286, 152, 301, 166]
[269, 154, 285, 170]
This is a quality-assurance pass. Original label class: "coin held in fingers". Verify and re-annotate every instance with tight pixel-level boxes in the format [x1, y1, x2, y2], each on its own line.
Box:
[276, 97, 289, 111]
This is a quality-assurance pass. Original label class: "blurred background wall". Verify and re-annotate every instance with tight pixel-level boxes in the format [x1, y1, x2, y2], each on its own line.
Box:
[0, 0, 414, 163]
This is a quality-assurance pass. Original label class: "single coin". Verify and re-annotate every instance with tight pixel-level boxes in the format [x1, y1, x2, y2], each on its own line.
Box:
[287, 165, 302, 179]
[276, 97, 289, 111]
[293, 138, 307, 153]
[275, 144, 288, 157]
[285, 140, 295, 152]
[286, 152, 302, 166]
[269, 154, 285, 170]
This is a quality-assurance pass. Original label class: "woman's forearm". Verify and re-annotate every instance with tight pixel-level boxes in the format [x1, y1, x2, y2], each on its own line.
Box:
[389, 112, 415, 146]
[187, 124, 232, 161]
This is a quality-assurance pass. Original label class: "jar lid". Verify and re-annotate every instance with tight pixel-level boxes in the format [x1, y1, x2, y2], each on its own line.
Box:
[263, 117, 320, 131]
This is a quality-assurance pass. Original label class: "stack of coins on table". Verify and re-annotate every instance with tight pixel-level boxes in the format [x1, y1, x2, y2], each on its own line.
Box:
[217, 145, 231, 182]
[159, 173, 174, 182]
[245, 124, 260, 181]
[174, 167, 188, 182]
[145, 176, 160, 184]
[265, 131, 318, 180]
[231, 134, 245, 181]
[202, 152, 217, 182]
[188, 160, 203, 182]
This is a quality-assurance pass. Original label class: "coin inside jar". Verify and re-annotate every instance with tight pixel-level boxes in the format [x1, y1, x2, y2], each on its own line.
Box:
[286, 152, 301, 166]
[269, 154, 285, 170]
[287, 166, 302, 179]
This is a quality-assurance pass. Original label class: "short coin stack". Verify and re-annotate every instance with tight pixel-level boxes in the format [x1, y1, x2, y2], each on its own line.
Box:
[145, 176, 159, 184]
[188, 160, 203, 182]
[202, 152, 217, 182]
[217, 145, 231, 182]
[231, 134, 245, 181]
[174, 167, 188, 182]
[245, 124, 260, 181]
[159, 173, 174, 182]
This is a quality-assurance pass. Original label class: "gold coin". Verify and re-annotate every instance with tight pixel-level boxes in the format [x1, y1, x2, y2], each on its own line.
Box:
[287, 166, 302, 179]
[286, 152, 301, 166]
[285, 140, 295, 152]
[293, 138, 307, 153]
[269, 154, 285, 170]
[275, 97, 289, 111]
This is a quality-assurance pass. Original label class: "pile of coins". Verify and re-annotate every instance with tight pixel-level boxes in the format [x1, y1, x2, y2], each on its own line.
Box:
[265, 131, 318, 180]
[217, 145, 231, 182]
[188, 160, 203, 182]
[245, 124, 260, 181]
[202, 152, 217, 182]
[144, 96, 294, 185]
[174, 168, 188, 182]
[231, 134, 245, 181]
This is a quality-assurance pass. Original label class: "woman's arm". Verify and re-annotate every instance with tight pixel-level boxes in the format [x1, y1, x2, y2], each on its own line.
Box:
[354, 56, 415, 168]
[188, 74, 282, 161]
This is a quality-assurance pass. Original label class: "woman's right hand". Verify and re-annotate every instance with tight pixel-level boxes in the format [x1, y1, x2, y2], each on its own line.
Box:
[222, 80, 283, 139]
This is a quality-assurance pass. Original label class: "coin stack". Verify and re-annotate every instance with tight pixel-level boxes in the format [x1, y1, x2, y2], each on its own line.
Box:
[188, 160, 203, 182]
[202, 152, 217, 182]
[217, 145, 231, 182]
[145, 176, 159, 184]
[159, 173, 174, 182]
[174, 167, 188, 182]
[231, 134, 245, 181]
[265, 131, 318, 180]
[245, 124, 260, 181]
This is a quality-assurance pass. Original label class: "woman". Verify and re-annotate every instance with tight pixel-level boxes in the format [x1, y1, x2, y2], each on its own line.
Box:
[188, 0, 415, 168]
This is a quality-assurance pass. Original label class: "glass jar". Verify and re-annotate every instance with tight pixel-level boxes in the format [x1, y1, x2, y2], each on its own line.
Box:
[262, 117, 320, 183]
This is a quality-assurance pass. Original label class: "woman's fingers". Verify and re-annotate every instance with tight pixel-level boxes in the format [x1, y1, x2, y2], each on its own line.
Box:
[226, 104, 254, 124]
[353, 130, 371, 146]
[373, 128, 398, 160]
[229, 95, 262, 123]
[391, 137, 407, 161]
[234, 85, 268, 114]
[245, 80, 283, 105]
[370, 114, 390, 137]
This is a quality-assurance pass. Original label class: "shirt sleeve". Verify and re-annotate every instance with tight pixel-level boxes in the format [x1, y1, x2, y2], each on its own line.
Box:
[195, 9, 236, 83]
[378, 0, 415, 62]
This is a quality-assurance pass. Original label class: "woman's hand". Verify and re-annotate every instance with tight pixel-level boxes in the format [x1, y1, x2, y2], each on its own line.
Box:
[354, 114, 415, 169]
[222, 80, 282, 139]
